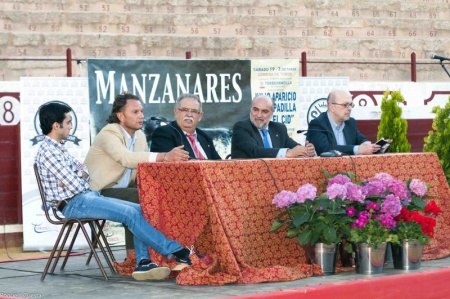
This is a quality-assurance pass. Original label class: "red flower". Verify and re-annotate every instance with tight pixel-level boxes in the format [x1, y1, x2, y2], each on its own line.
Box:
[424, 200, 441, 216]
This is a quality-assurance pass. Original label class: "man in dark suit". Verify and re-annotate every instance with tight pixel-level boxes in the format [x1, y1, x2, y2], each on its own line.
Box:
[151, 93, 222, 160]
[307, 89, 381, 155]
[231, 95, 315, 159]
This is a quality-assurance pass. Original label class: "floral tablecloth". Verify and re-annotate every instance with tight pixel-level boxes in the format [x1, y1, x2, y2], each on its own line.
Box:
[136, 152, 450, 285]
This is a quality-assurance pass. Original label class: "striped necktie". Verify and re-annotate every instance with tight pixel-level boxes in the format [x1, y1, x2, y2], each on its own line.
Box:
[186, 133, 206, 160]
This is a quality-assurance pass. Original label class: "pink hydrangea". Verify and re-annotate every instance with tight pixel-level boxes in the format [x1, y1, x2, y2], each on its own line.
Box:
[327, 174, 351, 188]
[363, 180, 386, 197]
[386, 179, 409, 201]
[372, 172, 394, 184]
[326, 183, 347, 200]
[272, 191, 297, 208]
[409, 179, 428, 197]
[346, 182, 367, 203]
[381, 194, 402, 217]
[296, 183, 317, 204]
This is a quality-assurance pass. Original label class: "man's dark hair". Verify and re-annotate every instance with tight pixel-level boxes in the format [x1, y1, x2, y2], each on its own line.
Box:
[38, 101, 72, 135]
[106, 92, 142, 124]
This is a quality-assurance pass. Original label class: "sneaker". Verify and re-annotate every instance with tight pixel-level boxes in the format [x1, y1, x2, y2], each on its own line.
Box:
[131, 259, 171, 281]
[172, 246, 204, 271]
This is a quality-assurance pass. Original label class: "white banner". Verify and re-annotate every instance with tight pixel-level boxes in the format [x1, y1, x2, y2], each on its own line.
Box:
[20, 78, 95, 250]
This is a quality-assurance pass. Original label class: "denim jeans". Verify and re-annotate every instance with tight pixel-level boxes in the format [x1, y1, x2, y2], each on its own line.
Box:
[62, 190, 183, 265]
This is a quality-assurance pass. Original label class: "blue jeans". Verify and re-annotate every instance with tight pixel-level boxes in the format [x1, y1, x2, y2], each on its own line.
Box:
[62, 190, 183, 265]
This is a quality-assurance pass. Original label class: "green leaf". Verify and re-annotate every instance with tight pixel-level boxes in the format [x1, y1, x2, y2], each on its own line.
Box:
[298, 229, 313, 245]
[292, 211, 309, 227]
[270, 220, 286, 232]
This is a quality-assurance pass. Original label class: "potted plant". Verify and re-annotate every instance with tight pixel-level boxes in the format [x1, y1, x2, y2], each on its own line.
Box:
[390, 178, 442, 270]
[270, 171, 352, 274]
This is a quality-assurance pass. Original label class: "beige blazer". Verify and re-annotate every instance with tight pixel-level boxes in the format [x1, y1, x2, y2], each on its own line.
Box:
[84, 123, 149, 191]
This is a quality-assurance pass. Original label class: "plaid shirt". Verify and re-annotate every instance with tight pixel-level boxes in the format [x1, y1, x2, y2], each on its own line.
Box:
[35, 136, 90, 207]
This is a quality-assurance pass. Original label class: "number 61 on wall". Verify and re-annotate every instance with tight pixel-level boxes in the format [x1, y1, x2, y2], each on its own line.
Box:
[0, 96, 20, 126]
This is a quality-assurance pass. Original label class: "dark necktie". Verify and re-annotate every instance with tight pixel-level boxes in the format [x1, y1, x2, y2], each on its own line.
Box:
[261, 129, 271, 148]
[186, 133, 206, 160]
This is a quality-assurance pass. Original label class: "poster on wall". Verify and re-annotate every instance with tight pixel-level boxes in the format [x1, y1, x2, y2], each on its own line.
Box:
[19, 77, 124, 250]
[87, 59, 252, 159]
[251, 59, 300, 141]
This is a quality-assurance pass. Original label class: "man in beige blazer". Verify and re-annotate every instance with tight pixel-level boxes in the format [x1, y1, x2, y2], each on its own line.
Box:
[84, 92, 189, 263]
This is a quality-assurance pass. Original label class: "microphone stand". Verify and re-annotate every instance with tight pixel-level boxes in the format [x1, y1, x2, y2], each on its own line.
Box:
[150, 117, 184, 147]
[439, 60, 450, 78]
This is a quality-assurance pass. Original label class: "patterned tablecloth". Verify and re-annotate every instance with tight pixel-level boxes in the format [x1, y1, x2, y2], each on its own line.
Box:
[136, 153, 450, 285]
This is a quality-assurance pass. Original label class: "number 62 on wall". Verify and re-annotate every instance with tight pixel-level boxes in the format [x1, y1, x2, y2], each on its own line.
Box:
[0, 96, 20, 126]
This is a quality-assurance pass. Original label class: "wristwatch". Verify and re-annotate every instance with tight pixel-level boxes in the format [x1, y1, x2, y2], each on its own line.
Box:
[77, 170, 83, 178]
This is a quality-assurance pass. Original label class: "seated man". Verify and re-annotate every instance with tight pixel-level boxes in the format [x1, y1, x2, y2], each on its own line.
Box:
[151, 93, 222, 160]
[231, 95, 315, 159]
[35, 101, 194, 281]
[84, 92, 189, 263]
[307, 89, 381, 155]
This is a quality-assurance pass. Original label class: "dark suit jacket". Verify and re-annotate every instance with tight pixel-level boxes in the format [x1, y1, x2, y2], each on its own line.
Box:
[150, 121, 222, 160]
[306, 112, 368, 155]
[231, 118, 299, 159]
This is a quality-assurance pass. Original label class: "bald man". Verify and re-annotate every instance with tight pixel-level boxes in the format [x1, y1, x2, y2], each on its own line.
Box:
[306, 89, 381, 155]
[231, 95, 315, 159]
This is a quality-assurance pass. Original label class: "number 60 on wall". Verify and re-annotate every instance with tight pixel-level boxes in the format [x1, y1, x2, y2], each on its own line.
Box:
[0, 96, 20, 126]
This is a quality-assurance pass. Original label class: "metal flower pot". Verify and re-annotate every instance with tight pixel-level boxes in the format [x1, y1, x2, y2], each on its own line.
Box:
[391, 239, 424, 270]
[314, 243, 338, 275]
[354, 242, 387, 274]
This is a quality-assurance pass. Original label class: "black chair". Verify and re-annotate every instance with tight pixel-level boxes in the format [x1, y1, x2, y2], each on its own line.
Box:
[33, 163, 116, 281]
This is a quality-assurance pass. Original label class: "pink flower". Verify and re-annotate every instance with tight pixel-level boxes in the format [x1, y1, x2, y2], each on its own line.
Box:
[387, 179, 409, 201]
[363, 180, 386, 197]
[346, 182, 367, 203]
[372, 172, 394, 184]
[381, 194, 402, 217]
[296, 184, 317, 203]
[326, 183, 347, 200]
[272, 191, 297, 208]
[327, 174, 351, 188]
[366, 201, 379, 212]
[409, 179, 428, 197]
[346, 206, 356, 217]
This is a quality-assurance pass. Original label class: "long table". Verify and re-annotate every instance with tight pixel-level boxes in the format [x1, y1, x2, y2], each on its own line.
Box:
[137, 153, 450, 285]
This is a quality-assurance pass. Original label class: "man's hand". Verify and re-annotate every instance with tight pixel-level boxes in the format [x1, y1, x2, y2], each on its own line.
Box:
[164, 145, 190, 162]
[358, 141, 381, 155]
[286, 143, 314, 158]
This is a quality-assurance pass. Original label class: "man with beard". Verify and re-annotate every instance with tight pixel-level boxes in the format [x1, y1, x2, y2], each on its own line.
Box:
[306, 89, 382, 155]
[231, 95, 315, 159]
[151, 93, 222, 160]
[84, 92, 189, 264]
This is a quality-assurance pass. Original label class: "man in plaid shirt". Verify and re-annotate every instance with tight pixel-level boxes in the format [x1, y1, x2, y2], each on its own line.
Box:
[35, 101, 195, 281]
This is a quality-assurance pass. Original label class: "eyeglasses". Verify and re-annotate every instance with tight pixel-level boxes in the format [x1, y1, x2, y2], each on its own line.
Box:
[332, 102, 355, 109]
[177, 107, 201, 115]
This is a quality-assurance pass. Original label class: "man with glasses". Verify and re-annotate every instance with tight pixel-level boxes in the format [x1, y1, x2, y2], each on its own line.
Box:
[231, 95, 315, 159]
[151, 93, 222, 160]
[307, 89, 381, 155]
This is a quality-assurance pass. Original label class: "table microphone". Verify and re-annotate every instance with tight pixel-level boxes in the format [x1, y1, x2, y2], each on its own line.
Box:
[150, 116, 184, 147]
[297, 129, 342, 157]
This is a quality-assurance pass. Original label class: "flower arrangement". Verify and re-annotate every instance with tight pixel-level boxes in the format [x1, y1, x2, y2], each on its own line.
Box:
[270, 171, 352, 246]
[271, 170, 441, 252]
[393, 179, 442, 245]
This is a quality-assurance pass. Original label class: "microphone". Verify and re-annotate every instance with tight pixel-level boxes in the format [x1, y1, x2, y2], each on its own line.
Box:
[297, 129, 342, 157]
[150, 116, 184, 147]
[430, 53, 450, 62]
